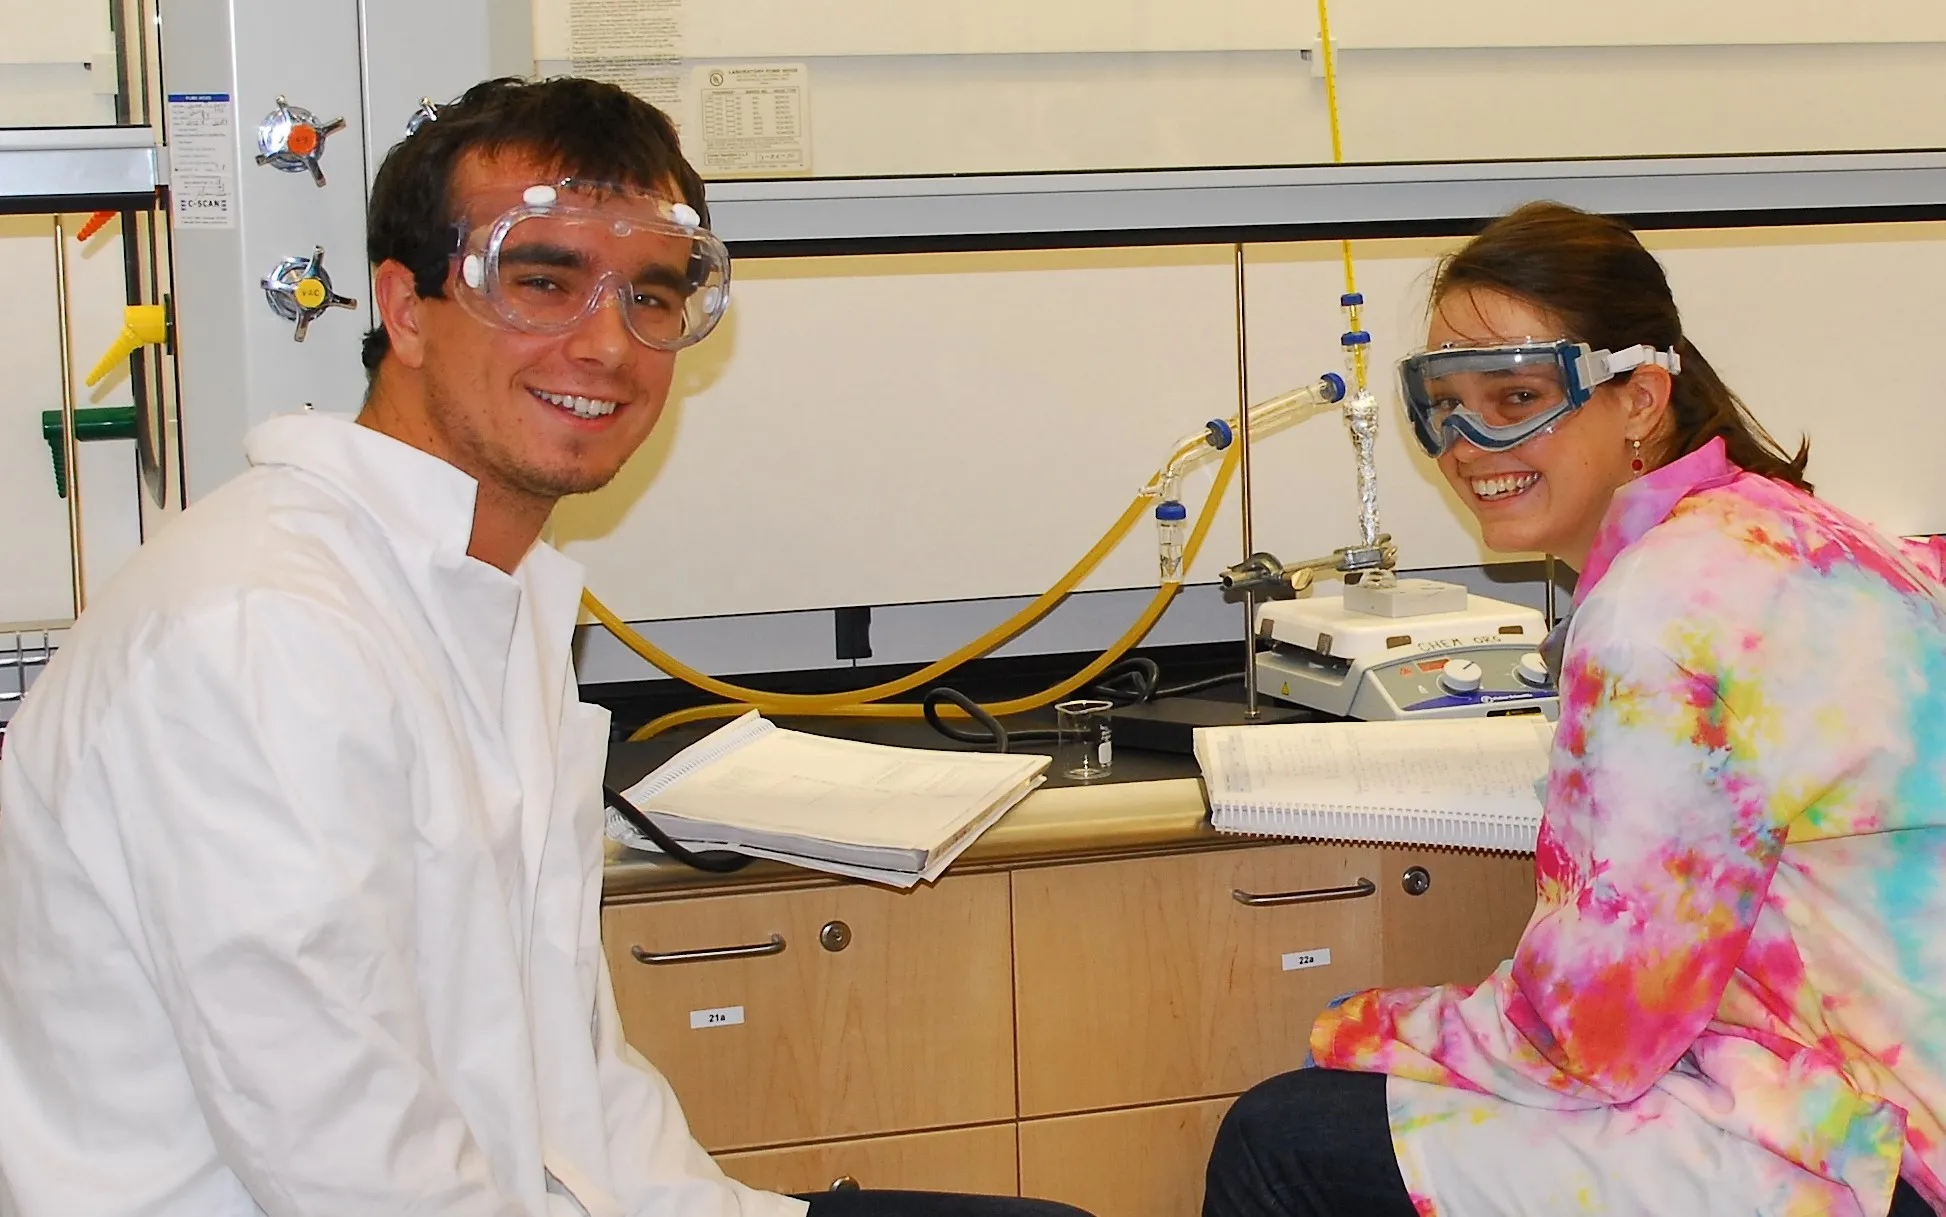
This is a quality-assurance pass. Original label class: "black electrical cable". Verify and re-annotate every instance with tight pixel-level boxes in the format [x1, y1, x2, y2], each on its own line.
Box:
[1152, 670, 1246, 699]
[603, 784, 753, 873]
[1087, 656, 1161, 704]
[920, 687, 1061, 752]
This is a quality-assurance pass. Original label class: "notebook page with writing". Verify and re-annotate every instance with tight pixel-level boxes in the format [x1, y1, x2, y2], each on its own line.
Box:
[1194, 717, 1554, 851]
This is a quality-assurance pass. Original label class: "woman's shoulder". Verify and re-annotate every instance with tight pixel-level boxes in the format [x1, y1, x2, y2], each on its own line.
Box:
[1585, 472, 1943, 644]
[1658, 473, 1943, 601]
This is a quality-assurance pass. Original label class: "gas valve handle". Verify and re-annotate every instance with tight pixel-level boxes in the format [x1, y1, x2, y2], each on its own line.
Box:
[262, 246, 357, 342]
[255, 96, 346, 187]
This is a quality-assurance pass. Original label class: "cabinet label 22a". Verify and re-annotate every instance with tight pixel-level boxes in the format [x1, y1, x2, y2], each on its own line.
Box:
[1281, 948, 1333, 972]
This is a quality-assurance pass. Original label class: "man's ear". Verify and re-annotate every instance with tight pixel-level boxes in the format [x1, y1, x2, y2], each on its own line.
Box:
[372, 260, 431, 369]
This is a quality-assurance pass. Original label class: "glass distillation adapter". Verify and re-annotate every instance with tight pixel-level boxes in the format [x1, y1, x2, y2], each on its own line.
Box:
[1151, 294, 1560, 730]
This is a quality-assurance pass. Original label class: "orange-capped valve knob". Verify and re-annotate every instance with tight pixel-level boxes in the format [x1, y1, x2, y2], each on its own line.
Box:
[255, 96, 346, 187]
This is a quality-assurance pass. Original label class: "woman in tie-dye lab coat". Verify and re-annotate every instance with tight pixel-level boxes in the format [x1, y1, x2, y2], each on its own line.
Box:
[1204, 203, 1946, 1217]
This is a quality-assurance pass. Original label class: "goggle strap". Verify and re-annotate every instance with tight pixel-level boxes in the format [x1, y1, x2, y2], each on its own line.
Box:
[1592, 344, 1684, 382]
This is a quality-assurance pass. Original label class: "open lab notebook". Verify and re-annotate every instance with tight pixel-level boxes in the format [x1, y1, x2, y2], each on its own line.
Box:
[605, 712, 1049, 887]
[1192, 717, 1555, 852]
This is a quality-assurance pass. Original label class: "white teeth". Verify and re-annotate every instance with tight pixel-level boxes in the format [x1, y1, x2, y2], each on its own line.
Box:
[1470, 472, 1540, 501]
[533, 388, 619, 419]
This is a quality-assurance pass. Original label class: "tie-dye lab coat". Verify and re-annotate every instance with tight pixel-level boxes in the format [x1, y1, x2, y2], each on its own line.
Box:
[1311, 439, 1946, 1217]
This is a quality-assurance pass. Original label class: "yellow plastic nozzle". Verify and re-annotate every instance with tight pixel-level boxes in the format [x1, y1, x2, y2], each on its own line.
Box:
[86, 303, 169, 387]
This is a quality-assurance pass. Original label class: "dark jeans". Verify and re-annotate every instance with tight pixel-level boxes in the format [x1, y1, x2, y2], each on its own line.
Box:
[1204, 1068, 1934, 1217]
[800, 1191, 1094, 1216]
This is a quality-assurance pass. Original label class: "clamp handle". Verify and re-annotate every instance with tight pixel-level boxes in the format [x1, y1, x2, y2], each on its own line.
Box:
[41, 407, 137, 499]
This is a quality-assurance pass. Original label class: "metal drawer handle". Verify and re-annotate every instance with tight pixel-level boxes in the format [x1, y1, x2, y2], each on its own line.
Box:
[630, 933, 786, 966]
[1232, 878, 1376, 907]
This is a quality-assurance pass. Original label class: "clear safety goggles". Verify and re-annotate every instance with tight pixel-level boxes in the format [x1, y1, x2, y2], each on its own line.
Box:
[1398, 339, 1681, 457]
[455, 179, 731, 351]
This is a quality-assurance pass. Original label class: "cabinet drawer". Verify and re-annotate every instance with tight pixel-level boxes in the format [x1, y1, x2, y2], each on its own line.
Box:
[603, 873, 1014, 1150]
[717, 1123, 1018, 1197]
[1013, 844, 1381, 1116]
[1019, 1096, 1235, 1217]
[1380, 848, 1535, 989]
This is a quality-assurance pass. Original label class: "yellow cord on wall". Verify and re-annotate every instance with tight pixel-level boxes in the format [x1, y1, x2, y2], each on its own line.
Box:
[1316, 0, 1368, 392]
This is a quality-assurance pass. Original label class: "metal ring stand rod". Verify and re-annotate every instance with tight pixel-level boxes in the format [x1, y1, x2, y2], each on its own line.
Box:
[1233, 244, 1258, 720]
[52, 213, 86, 616]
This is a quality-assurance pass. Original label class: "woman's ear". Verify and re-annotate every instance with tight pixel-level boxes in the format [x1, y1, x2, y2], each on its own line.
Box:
[1622, 363, 1676, 450]
[372, 260, 429, 369]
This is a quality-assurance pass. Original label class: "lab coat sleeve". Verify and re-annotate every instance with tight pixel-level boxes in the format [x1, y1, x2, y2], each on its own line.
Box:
[81, 595, 532, 1216]
[1312, 538, 1842, 1108]
[589, 948, 809, 1217]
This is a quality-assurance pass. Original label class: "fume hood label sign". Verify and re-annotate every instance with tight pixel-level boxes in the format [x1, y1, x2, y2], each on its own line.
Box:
[693, 64, 812, 177]
[166, 94, 236, 230]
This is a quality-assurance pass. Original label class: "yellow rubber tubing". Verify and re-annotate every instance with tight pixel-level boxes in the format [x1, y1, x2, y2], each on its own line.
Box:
[582, 486, 1149, 715]
[623, 439, 1242, 740]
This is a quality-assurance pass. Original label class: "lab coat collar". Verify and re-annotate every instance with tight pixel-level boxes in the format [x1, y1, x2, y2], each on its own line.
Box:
[244, 411, 588, 719]
[1575, 436, 1740, 603]
[247, 412, 481, 565]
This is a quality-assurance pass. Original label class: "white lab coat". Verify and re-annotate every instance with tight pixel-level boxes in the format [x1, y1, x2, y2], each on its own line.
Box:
[0, 413, 805, 1217]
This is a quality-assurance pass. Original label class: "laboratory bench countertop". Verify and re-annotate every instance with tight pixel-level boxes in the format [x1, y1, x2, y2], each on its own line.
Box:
[599, 713, 1230, 902]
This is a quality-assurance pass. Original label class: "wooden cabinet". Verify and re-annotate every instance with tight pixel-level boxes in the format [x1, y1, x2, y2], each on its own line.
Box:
[604, 835, 1535, 1217]
[1019, 1097, 1236, 1217]
[719, 1124, 1019, 1197]
[601, 873, 1014, 1150]
[1380, 848, 1535, 989]
[1012, 844, 1383, 1116]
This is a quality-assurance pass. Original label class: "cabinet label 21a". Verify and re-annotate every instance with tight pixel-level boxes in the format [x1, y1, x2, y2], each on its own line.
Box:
[690, 1005, 747, 1029]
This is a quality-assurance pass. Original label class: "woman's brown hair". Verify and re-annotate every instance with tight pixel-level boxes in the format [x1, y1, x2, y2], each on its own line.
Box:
[1431, 202, 1811, 491]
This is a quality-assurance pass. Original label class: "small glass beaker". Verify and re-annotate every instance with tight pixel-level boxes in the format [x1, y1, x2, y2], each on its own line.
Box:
[1055, 698, 1115, 781]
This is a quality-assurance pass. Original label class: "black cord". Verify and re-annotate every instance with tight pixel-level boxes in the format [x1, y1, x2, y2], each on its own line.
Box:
[1087, 656, 1161, 704]
[920, 687, 1061, 752]
[603, 784, 753, 873]
[1153, 670, 1246, 699]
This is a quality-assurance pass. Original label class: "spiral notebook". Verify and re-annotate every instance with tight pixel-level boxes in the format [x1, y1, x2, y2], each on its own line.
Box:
[1192, 717, 1554, 852]
[606, 712, 1048, 887]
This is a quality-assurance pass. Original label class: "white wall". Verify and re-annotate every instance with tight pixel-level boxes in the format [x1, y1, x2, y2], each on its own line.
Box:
[553, 222, 1946, 624]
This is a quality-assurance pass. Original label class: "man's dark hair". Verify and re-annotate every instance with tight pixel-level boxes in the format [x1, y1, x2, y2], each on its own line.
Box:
[362, 76, 708, 374]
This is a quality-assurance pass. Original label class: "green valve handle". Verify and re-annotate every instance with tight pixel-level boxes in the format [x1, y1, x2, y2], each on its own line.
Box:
[41, 406, 138, 499]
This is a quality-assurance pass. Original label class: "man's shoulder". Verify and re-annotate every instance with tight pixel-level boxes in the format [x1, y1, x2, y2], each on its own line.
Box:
[118, 463, 399, 615]
[42, 466, 412, 701]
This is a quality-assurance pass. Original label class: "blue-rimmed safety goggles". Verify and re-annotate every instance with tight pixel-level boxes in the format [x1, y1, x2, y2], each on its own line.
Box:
[1399, 339, 1680, 457]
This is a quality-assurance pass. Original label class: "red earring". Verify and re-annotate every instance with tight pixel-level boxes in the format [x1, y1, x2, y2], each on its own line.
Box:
[1630, 438, 1645, 474]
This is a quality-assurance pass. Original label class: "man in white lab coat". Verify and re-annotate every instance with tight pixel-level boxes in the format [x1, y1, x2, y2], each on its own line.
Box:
[0, 77, 1091, 1217]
